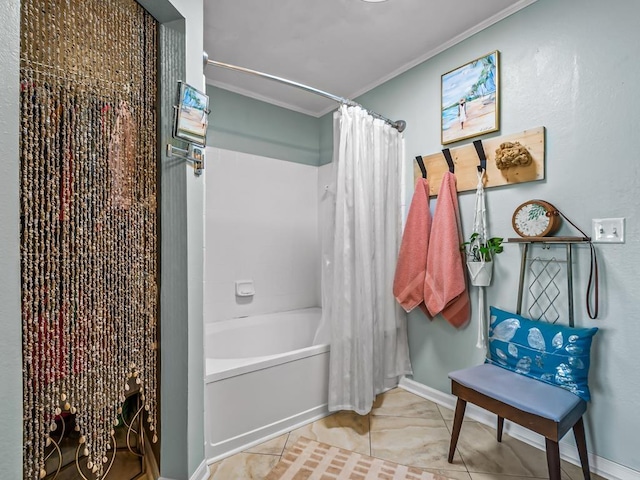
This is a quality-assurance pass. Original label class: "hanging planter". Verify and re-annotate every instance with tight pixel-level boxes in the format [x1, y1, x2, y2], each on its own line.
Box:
[467, 260, 494, 286]
[461, 162, 502, 351]
[461, 233, 503, 286]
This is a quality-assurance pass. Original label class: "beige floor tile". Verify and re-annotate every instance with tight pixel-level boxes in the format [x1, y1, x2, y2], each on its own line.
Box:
[437, 403, 455, 421]
[209, 452, 279, 480]
[207, 388, 612, 480]
[373, 388, 443, 420]
[561, 459, 608, 480]
[470, 471, 575, 480]
[370, 415, 468, 472]
[244, 433, 289, 455]
[285, 410, 371, 456]
[423, 468, 472, 480]
[452, 421, 551, 477]
[468, 473, 549, 480]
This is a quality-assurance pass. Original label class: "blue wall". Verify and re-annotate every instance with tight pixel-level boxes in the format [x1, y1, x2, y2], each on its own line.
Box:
[0, 1, 24, 479]
[206, 85, 322, 166]
[350, 0, 640, 472]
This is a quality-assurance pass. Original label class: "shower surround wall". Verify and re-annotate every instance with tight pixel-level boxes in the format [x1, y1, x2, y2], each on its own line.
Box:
[204, 147, 320, 324]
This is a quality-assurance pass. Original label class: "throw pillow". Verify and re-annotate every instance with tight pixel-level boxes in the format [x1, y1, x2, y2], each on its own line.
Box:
[487, 306, 598, 401]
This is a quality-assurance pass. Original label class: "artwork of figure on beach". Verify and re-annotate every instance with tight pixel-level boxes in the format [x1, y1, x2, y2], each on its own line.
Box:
[441, 51, 499, 145]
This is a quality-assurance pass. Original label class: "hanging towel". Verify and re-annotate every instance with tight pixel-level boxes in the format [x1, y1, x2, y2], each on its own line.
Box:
[393, 178, 431, 317]
[424, 171, 470, 327]
[440, 289, 470, 328]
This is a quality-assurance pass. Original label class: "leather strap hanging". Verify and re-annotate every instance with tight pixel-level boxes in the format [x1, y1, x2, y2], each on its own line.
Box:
[554, 209, 599, 319]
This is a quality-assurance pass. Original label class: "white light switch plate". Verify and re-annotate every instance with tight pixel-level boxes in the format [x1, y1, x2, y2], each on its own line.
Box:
[592, 218, 625, 243]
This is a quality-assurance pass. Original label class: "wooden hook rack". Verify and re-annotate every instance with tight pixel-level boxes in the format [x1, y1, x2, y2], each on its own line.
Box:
[414, 126, 545, 196]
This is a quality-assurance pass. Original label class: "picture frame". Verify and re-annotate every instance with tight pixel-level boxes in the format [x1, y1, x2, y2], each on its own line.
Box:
[173, 81, 210, 147]
[441, 50, 499, 145]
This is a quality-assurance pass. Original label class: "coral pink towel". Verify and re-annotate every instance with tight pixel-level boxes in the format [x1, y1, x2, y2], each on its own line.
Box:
[393, 178, 431, 316]
[424, 171, 470, 328]
[441, 289, 470, 328]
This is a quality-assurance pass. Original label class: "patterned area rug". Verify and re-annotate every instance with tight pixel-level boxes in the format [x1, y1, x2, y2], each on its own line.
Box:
[265, 437, 442, 480]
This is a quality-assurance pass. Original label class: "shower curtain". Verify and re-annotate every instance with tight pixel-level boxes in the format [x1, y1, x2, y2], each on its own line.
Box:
[321, 104, 412, 415]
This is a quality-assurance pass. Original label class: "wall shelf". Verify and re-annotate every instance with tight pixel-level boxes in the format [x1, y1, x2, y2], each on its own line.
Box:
[506, 236, 590, 244]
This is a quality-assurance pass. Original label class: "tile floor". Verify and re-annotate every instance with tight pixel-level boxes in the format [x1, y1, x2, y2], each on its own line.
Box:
[208, 388, 605, 479]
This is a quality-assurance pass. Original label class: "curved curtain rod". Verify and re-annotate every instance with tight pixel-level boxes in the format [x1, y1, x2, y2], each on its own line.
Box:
[203, 52, 406, 133]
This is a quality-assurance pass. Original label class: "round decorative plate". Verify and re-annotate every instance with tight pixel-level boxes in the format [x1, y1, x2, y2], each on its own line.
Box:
[512, 200, 561, 237]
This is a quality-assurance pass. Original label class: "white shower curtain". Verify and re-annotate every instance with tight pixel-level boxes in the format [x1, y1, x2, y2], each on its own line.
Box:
[321, 104, 412, 415]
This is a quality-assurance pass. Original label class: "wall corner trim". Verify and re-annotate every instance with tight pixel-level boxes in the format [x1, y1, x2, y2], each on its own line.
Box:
[398, 377, 640, 480]
[190, 460, 210, 480]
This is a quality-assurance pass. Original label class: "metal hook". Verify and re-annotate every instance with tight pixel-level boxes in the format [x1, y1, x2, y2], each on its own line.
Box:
[442, 148, 455, 173]
[166, 144, 204, 176]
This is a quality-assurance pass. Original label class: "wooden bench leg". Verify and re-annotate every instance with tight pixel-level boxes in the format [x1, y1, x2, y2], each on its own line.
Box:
[573, 417, 591, 479]
[448, 398, 466, 463]
[497, 415, 504, 442]
[545, 438, 562, 480]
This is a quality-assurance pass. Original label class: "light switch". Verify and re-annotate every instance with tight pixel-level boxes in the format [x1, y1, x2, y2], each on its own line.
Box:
[592, 218, 625, 243]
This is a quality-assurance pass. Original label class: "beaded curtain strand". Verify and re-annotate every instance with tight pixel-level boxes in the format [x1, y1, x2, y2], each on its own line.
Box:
[19, 1, 159, 478]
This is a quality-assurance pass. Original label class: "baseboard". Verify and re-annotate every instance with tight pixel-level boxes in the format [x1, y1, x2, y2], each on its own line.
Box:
[399, 377, 640, 480]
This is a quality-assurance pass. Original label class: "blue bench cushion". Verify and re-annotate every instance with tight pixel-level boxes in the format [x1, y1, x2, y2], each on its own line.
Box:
[449, 363, 586, 422]
[486, 306, 598, 401]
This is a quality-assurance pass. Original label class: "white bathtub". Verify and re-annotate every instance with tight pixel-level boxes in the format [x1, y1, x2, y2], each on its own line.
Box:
[204, 307, 330, 462]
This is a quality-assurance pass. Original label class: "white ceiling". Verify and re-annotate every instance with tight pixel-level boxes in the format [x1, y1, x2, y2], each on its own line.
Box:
[203, 0, 537, 117]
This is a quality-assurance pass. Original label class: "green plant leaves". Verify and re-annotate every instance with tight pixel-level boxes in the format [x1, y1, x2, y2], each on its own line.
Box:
[461, 235, 503, 262]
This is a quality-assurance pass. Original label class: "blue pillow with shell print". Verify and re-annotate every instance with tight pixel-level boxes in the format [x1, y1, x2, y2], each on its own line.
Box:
[486, 306, 598, 401]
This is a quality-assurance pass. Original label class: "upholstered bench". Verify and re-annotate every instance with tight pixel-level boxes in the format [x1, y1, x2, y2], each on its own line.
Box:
[447, 307, 597, 480]
[448, 364, 590, 479]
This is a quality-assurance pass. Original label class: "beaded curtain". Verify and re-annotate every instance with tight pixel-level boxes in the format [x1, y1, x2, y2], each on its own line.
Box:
[20, 0, 158, 478]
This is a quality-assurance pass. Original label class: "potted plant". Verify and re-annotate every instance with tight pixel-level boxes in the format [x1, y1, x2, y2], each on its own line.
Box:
[461, 233, 504, 286]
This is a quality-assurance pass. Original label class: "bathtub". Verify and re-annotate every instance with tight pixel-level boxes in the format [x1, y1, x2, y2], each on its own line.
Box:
[204, 307, 330, 462]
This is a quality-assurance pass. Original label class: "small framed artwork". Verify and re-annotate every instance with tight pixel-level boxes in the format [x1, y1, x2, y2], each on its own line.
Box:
[173, 81, 210, 147]
[441, 50, 499, 145]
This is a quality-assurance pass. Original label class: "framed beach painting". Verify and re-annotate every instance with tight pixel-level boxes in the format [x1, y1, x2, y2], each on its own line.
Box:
[441, 51, 499, 145]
